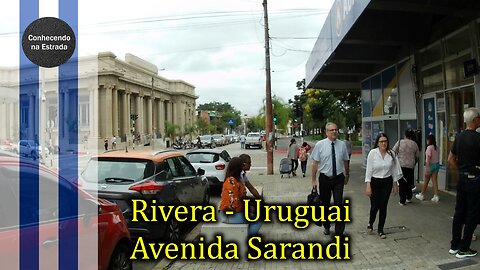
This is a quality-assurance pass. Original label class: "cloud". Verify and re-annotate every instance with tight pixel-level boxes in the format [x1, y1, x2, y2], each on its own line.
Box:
[1, 0, 334, 116]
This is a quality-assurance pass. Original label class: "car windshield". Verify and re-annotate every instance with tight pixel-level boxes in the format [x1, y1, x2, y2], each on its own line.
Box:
[212, 135, 222, 139]
[187, 153, 219, 163]
[81, 157, 155, 183]
[200, 135, 211, 140]
[247, 133, 260, 137]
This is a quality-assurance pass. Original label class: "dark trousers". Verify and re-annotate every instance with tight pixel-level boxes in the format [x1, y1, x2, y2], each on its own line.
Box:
[369, 176, 393, 234]
[291, 159, 298, 173]
[300, 160, 307, 174]
[319, 173, 345, 235]
[451, 176, 480, 251]
[399, 167, 414, 204]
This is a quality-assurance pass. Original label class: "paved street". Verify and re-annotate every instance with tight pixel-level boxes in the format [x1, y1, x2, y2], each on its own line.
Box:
[149, 138, 480, 270]
[51, 138, 480, 270]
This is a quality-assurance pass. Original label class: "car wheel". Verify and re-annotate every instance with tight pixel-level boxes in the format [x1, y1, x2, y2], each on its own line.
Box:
[108, 244, 132, 270]
[166, 218, 181, 242]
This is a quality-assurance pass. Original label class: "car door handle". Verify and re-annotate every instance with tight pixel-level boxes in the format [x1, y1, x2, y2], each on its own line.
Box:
[42, 238, 59, 248]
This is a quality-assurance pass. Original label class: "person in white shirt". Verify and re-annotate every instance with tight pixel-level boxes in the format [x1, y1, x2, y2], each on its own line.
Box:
[365, 133, 401, 239]
[311, 122, 350, 236]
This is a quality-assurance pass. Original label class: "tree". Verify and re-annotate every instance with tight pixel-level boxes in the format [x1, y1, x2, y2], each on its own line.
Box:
[258, 95, 290, 133]
[197, 102, 242, 133]
[164, 121, 179, 140]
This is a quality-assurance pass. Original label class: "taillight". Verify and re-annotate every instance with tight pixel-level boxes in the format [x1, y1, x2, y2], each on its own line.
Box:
[215, 163, 225, 170]
[129, 180, 164, 195]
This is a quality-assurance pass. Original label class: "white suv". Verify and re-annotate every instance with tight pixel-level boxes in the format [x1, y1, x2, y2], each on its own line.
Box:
[186, 149, 231, 189]
[245, 132, 262, 149]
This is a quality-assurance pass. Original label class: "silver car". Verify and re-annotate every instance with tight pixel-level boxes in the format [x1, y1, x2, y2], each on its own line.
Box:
[186, 149, 231, 189]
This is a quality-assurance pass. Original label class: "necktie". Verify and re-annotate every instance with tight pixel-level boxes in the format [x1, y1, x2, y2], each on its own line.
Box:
[331, 141, 337, 177]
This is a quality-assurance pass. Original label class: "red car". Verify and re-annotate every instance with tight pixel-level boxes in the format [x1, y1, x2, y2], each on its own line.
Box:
[0, 155, 132, 270]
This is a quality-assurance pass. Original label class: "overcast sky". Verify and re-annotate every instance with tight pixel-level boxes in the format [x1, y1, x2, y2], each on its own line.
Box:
[0, 0, 334, 116]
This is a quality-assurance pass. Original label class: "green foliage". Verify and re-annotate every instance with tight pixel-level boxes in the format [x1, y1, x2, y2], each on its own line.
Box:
[258, 95, 290, 132]
[292, 78, 361, 133]
[246, 115, 265, 132]
[164, 121, 179, 139]
[197, 102, 242, 133]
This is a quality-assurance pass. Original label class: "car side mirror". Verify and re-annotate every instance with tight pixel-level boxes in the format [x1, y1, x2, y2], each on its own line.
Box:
[197, 168, 205, 176]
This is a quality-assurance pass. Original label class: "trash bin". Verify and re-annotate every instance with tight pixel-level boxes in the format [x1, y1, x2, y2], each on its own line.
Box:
[166, 140, 170, 148]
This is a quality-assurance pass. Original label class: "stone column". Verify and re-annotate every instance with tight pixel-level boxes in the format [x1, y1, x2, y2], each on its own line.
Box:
[147, 95, 152, 136]
[112, 87, 118, 137]
[157, 99, 164, 137]
[137, 94, 144, 136]
[166, 100, 172, 124]
[104, 85, 113, 139]
[122, 92, 129, 138]
[28, 93, 35, 139]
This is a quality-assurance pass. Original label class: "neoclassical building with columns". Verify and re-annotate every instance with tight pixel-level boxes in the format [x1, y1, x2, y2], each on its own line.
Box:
[0, 52, 197, 150]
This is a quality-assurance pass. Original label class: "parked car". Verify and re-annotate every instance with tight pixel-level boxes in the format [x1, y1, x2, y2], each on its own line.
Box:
[80, 149, 209, 241]
[13, 140, 49, 160]
[199, 135, 215, 148]
[0, 156, 132, 270]
[186, 149, 231, 189]
[245, 132, 263, 149]
[212, 134, 225, 146]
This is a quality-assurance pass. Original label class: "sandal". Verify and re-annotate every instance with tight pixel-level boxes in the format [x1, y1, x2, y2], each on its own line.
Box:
[379, 233, 386, 239]
[367, 224, 373, 234]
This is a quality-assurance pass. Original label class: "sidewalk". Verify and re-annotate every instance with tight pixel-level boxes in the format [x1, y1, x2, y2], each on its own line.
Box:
[160, 154, 480, 270]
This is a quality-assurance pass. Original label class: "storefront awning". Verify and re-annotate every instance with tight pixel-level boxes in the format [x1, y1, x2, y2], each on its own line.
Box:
[306, 0, 480, 90]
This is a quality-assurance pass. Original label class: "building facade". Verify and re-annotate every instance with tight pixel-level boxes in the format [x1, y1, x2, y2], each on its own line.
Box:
[0, 52, 197, 150]
[306, 0, 480, 191]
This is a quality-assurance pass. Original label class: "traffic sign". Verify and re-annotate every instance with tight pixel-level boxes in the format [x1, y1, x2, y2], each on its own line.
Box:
[227, 119, 234, 125]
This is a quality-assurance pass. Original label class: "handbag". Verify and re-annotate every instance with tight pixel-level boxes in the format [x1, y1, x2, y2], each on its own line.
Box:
[307, 187, 322, 226]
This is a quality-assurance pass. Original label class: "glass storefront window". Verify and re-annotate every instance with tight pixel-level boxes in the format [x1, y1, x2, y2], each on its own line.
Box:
[361, 80, 371, 117]
[419, 42, 442, 65]
[421, 64, 443, 93]
[382, 66, 398, 115]
[445, 86, 475, 191]
[371, 75, 383, 116]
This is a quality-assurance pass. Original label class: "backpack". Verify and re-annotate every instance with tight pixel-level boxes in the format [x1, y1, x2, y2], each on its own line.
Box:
[299, 147, 308, 161]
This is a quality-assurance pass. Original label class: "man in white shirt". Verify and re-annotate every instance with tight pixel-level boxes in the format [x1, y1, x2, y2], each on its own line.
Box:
[311, 122, 350, 236]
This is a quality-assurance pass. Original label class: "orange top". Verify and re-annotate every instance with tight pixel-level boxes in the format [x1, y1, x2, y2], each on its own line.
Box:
[219, 176, 246, 213]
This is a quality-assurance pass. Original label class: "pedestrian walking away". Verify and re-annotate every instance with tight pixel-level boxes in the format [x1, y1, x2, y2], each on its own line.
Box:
[298, 142, 312, 177]
[310, 122, 350, 237]
[288, 138, 300, 176]
[447, 107, 480, 258]
[240, 134, 246, 149]
[365, 133, 401, 239]
[416, 134, 440, 202]
[392, 129, 419, 205]
[218, 157, 262, 235]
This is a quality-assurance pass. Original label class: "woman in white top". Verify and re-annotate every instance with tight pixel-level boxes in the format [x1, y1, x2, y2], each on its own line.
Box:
[365, 133, 402, 239]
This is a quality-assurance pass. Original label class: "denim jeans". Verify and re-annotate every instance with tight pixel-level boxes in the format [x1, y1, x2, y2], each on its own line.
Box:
[218, 211, 262, 235]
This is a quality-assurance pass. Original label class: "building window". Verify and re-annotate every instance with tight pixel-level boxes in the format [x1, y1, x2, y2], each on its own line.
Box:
[79, 96, 89, 127]
[382, 66, 398, 115]
[371, 75, 382, 116]
[444, 28, 473, 88]
[361, 80, 371, 117]
[420, 42, 443, 93]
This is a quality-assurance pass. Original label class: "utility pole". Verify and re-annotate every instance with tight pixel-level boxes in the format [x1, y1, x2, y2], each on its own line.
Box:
[263, 0, 273, 175]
